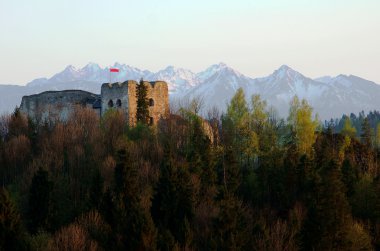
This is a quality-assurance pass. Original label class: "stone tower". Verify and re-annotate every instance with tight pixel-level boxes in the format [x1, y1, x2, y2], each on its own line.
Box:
[101, 80, 169, 126]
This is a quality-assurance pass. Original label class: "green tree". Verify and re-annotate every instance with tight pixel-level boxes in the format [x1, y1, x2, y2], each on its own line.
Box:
[28, 168, 53, 233]
[114, 148, 157, 250]
[351, 174, 377, 222]
[88, 167, 104, 210]
[223, 88, 258, 166]
[136, 78, 150, 125]
[314, 160, 352, 250]
[152, 149, 195, 249]
[341, 116, 357, 138]
[341, 158, 357, 197]
[250, 94, 267, 135]
[287, 96, 318, 156]
[361, 117, 373, 147]
[375, 123, 380, 149]
[250, 94, 274, 156]
[0, 188, 27, 250]
[214, 194, 252, 250]
[115, 149, 156, 250]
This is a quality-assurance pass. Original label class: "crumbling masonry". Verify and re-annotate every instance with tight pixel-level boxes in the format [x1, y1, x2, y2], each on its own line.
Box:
[20, 80, 169, 126]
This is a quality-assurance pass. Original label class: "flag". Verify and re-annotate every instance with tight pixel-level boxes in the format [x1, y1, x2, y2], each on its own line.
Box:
[110, 68, 119, 72]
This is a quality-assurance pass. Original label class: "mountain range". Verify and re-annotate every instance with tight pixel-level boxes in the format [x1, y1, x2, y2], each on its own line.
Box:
[1, 62, 380, 120]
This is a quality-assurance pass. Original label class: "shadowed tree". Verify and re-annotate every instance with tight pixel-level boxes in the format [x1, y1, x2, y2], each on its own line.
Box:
[0, 188, 27, 251]
[114, 148, 157, 250]
[361, 117, 373, 147]
[28, 168, 53, 233]
[136, 78, 150, 125]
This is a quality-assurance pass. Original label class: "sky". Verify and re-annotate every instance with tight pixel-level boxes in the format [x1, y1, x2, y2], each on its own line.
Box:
[0, 0, 379, 85]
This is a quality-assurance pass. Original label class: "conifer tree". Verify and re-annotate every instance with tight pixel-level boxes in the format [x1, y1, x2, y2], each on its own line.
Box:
[152, 149, 195, 248]
[361, 117, 372, 147]
[88, 167, 104, 210]
[28, 168, 53, 233]
[114, 148, 157, 250]
[351, 174, 377, 221]
[0, 188, 27, 250]
[313, 160, 352, 250]
[341, 158, 357, 197]
[376, 123, 380, 149]
[136, 78, 150, 125]
[215, 194, 252, 250]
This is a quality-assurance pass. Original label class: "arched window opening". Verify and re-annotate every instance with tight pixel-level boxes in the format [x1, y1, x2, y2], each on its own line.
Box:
[116, 99, 122, 107]
[149, 98, 154, 107]
[108, 100, 114, 108]
[149, 117, 154, 125]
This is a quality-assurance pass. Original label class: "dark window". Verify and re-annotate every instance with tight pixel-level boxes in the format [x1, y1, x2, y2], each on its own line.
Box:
[149, 98, 154, 106]
[116, 99, 122, 107]
[149, 117, 154, 125]
[108, 100, 114, 108]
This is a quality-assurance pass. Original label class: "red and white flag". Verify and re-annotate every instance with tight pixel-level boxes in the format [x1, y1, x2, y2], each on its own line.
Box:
[110, 68, 119, 72]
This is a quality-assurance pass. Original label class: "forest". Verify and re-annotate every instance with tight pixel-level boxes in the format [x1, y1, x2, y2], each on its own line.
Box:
[2, 86, 380, 251]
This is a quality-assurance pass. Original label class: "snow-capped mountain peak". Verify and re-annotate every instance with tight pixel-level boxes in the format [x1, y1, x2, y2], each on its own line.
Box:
[197, 62, 243, 83]
[82, 63, 101, 73]
[64, 65, 78, 72]
[149, 66, 199, 94]
[272, 65, 304, 80]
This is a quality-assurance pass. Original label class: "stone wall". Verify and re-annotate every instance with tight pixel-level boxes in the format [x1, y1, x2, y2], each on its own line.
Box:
[101, 80, 169, 126]
[20, 90, 99, 122]
[100, 82, 131, 117]
[145, 81, 169, 125]
[20, 81, 169, 126]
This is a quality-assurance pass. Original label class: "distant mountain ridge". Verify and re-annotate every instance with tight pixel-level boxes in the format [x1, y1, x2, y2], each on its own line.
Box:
[1, 62, 380, 120]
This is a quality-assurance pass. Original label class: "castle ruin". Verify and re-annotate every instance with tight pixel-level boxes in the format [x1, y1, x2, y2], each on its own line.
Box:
[20, 80, 169, 126]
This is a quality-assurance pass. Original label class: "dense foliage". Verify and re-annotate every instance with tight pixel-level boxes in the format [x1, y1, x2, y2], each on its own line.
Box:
[1, 88, 380, 250]
[136, 78, 150, 125]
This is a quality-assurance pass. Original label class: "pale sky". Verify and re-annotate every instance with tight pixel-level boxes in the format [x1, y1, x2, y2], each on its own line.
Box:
[0, 0, 379, 84]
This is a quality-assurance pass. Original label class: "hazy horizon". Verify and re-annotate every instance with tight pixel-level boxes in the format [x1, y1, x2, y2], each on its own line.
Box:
[1, 0, 379, 85]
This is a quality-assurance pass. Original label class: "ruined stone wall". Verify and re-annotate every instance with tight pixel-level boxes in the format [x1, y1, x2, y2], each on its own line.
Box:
[100, 82, 131, 117]
[125, 80, 169, 126]
[20, 80, 169, 126]
[145, 81, 169, 125]
[101, 80, 169, 126]
[20, 90, 99, 122]
[127, 81, 137, 125]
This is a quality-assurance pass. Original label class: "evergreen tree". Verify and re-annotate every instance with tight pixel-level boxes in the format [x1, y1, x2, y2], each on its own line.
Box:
[361, 117, 373, 147]
[0, 188, 27, 250]
[28, 168, 52, 233]
[221, 147, 241, 196]
[88, 167, 104, 210]
[376, 123, 380, 149]
[114, 148, 157, 250]
[152, 149, 195, 249]
[214, 194, 252, 250]
[351, 175, 377, 222]
[313, 160, 352, 250]
[136, 78, 150, 125]
[341, 158, 357, 197]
